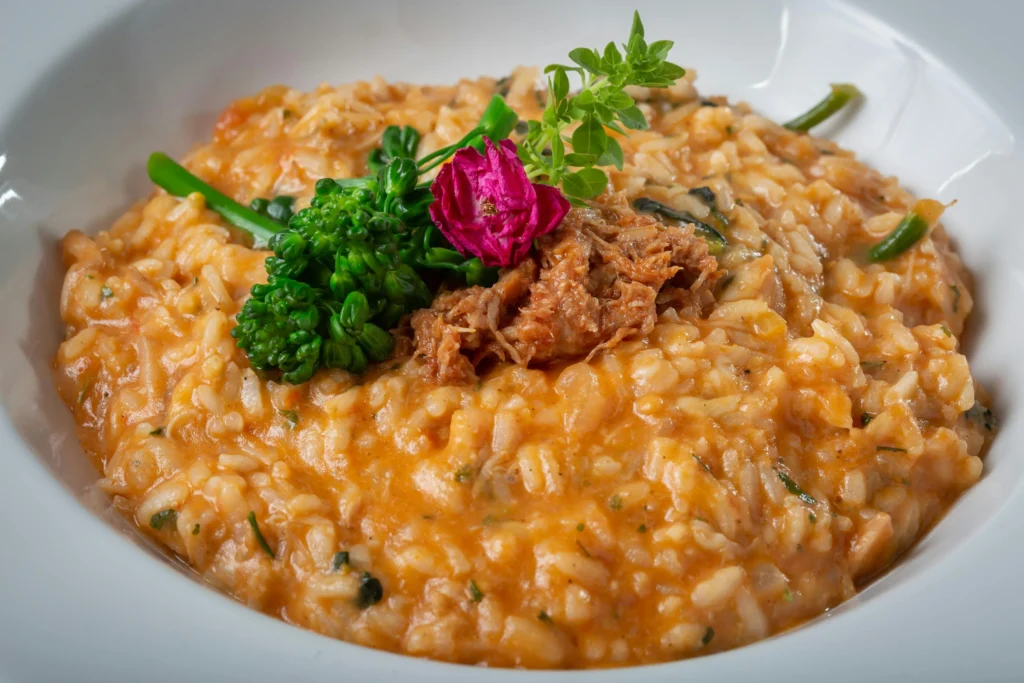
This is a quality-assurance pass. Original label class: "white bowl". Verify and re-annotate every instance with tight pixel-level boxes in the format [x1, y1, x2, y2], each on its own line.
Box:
[2, 0, 1023, 680]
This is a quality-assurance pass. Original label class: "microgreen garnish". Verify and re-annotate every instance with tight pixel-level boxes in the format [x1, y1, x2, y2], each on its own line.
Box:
[518, 11, 685, 201]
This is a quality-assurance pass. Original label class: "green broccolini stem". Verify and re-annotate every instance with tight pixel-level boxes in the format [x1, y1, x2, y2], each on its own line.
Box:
[783, 83, 862, 132]
[867, 211, 929, 262]
[147, 152, 283, 247]
[867, 199, 945, 263]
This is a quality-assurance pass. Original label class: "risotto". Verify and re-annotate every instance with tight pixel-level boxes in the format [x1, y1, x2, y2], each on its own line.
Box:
[54, 65, 992, 668]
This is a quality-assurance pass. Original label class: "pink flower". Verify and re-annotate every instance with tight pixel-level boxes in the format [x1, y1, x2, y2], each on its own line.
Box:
[429, 138, 570, 268]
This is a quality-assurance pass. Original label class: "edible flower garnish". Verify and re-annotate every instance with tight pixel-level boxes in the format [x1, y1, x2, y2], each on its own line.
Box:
[429, 138, 570, 267]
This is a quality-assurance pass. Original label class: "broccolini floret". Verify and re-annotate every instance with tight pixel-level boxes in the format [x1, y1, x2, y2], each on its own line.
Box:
[148, 94, 518, 383]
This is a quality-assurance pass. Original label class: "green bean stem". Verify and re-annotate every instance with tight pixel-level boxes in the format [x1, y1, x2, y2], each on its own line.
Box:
[147, 152, 283, 247]
[783, 83, 862, 132]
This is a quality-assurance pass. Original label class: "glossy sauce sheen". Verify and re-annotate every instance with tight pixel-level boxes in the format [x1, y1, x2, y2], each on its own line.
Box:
[54, 70, 991, 667]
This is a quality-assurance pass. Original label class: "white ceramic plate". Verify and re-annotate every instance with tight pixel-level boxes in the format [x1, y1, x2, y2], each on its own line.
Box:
[1, 1, 1022, 681]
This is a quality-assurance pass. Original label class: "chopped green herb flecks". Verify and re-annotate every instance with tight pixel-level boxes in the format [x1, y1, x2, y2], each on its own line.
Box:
[783, 83, 861, 132]
[454, 464, 474, 482]
[101, 286, 114, 299]
[702, 626, 715, 646]
[965, 402, 996, 432]
[808, 512, 817, 524]
[149, 509, 177, 530]
[279, 409, 299, 427]
[482, 514, 498, 526]
[860, 412, 874, 427]
[860, 360, 885, 370]
[149, 427, 165, 437]
[576, 539, 592, 558]
[638, 523, 647, 533]
[576, 522, 585, 532]
[469, 579, 484, 603]
[538, 610, 553, 624]
[776, 469, 817, 505]
[192, 523, 200, 535]
[783, 587, 794, 602]
[940, 324, 952, 337]
[692, 453, 712, 473]
[609, 494, 624, 510]
[247, 511, 276, 559]
[332, 551, 350, 571]
[951, 284, 961, 313]
[876, 445, 907, 453]
[355, 572, 384, 609]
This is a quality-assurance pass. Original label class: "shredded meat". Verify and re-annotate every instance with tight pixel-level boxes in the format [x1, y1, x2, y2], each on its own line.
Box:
[411, 195, 720, 383]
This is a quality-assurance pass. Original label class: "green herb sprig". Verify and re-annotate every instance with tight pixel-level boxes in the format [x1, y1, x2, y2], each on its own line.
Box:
[519, 11, 686, 201]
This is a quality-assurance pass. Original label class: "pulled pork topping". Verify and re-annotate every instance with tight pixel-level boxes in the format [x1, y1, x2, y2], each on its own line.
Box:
[411, 195, 719, 383]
